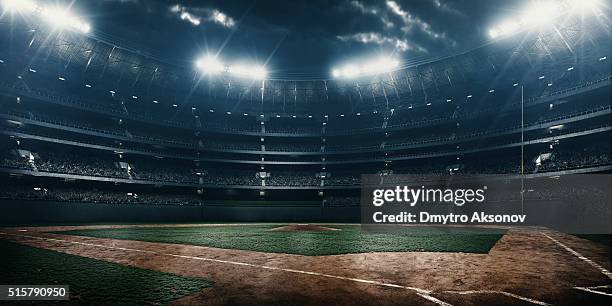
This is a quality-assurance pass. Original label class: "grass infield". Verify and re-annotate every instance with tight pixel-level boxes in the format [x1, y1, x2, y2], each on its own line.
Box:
[0, 240, 213, 305]
[58, 225, 506, 255]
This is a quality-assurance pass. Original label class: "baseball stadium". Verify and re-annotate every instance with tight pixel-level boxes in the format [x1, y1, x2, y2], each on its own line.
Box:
[0, 0, 610, 305]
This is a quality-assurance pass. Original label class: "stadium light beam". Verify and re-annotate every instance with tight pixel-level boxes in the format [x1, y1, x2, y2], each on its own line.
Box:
[341, 65, 360, 78]
[228, 64, 267, 80]
[332, 69, 341, 78]
[333, 57, 400, 79]
[487, 0, 590, 40]
[521, 1, 561, 26]
[195, 55, 268, 80]
[40, 5, 91, 33]
[1, 0, 36, 13]
[2, 0, 91, 34]
[196, 55, 225, 75]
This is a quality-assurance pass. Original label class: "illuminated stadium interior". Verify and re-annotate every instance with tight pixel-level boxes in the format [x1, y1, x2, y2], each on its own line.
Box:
[0, 0, 611, 305]
[1, 0, 609, 212]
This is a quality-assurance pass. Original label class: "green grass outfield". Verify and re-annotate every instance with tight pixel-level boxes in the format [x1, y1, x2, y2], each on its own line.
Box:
[0, 240, 212, 305]
[58, 225, 506, 256]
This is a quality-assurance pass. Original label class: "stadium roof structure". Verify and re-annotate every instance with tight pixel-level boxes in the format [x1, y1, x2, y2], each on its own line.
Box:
[0, 6, 609, 117]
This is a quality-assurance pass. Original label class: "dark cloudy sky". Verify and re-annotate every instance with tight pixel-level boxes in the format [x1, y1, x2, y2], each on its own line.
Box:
[71, 0, 535, 77]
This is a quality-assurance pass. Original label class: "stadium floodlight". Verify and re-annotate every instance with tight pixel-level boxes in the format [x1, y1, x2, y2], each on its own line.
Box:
[487, 0, 570, 39]
[40, 5, 91, 33]
[228, 64, 267, 80]
[1, 0, 36, 13]
[521, 1, 561, 26]
[332, 56, 400, 78]
[195, 55, 225, 75]
[194, 54, 268, 79]
[340, 65, 360, 78]
[252, 66, 268, 79]
[488, 29, 500, 39]
[495, 20, 520, 36]
[361, 58, 399, 75]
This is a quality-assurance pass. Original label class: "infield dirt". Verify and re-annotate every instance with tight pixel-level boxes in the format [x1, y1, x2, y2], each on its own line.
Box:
[0, 224, 610, 305]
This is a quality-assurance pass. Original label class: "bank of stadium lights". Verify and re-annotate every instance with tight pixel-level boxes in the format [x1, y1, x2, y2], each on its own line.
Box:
[1, 0, 91, 34]
[332, 57, 400, 79]
[195, 55, 267, 80]
[1, 0, 36, 12]
[488, 0, 603, 39]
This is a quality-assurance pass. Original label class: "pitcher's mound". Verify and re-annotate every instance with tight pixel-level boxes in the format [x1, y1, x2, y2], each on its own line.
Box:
[270, 224, 339, 232]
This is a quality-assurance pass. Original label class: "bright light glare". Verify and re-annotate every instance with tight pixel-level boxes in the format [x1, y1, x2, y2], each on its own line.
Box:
[228, 64, 267, 79]
[362, 58, 399, 74]
[488, 29, 500, 39]
[341, 65, 360, 78]
[2, 1, 91, 33]
[487, 0, 597, 40]
[332, 69, 341, 78]
[1, 0, 36, 12]
[333, 57, 400, 78]
[196, 55, 224, 74]
[521, 1, 560, 26]
[570, 0, 601, 10]
[194, 55, 268, 79]
[40, 6, 91, 33]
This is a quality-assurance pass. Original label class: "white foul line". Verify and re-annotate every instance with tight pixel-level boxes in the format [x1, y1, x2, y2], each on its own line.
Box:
[574, 285, 612, 297]
[0, 232, 451, 306]
[542, 233, 612, 279]
[443, 290, 551, 305]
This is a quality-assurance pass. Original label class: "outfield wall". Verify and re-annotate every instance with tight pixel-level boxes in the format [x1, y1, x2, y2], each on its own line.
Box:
[0, 200, 360, 225]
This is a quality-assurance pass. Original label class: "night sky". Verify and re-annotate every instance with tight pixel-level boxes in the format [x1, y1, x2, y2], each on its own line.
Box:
[66, 0, 534, 77]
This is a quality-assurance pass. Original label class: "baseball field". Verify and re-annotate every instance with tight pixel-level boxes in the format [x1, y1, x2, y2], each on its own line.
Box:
[1, 224, 610, 305]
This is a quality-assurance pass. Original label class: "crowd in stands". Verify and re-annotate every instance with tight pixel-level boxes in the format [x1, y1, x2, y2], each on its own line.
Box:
[266, 172, 320, 187]
[537, 144, 610, 172]
[37, 152, 129, 178]
[0, 185, 204, 206]
[132, 161, 199, 184]
[1, 141, 610, 187]
[200, 170, 261, 186]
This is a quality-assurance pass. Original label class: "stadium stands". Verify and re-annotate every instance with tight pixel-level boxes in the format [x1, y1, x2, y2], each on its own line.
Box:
[0, 12, 610, 205]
